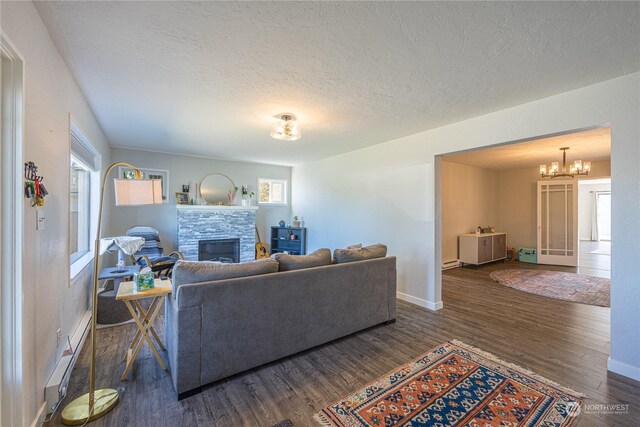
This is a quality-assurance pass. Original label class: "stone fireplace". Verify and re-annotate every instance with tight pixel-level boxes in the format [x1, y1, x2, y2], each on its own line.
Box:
[177, 205, 258, 263]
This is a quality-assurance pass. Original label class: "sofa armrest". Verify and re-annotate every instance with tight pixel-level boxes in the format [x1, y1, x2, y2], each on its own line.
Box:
[387, 257, 397, 320]
[165, 295, 202, 395]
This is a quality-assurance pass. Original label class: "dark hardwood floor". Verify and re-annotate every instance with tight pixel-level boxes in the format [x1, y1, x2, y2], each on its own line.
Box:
[46, 261, 639, 426]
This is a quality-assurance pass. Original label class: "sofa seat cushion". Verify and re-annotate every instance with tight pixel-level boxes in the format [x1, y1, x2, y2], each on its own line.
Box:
[172, 259, 279, 295]
[333, 244, 388, 264]
[271, 248, 331, 271]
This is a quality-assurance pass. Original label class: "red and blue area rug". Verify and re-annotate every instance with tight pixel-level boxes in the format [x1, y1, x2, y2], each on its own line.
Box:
[315, 340, 583, 427]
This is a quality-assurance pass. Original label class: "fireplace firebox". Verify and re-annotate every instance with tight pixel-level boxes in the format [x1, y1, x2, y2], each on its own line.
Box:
[198, 238, 240, 263]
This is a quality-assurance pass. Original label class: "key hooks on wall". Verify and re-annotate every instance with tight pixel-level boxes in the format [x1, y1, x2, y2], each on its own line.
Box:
[24, 161, 49, 207]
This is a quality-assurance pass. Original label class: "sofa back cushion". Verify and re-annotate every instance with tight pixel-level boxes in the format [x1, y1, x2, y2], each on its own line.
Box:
[333, 243, 388, 264]
[271, 248, 331, 271]
[172, 259, 279, 295]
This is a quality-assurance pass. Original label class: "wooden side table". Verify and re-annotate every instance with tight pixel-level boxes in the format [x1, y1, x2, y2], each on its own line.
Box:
[115, 278, 172, 381]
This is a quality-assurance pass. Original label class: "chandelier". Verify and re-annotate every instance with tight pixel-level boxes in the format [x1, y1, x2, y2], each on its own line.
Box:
[270, 113, 301, 141]
[540, 147, 590, 179]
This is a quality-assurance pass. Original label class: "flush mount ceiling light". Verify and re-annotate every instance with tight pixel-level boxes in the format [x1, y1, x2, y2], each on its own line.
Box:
[540, 147, 591, 179]
[270, 113, 301, 141]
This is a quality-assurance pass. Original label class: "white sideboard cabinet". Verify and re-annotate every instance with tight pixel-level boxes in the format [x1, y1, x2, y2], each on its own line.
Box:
[459, 232, 507, 267]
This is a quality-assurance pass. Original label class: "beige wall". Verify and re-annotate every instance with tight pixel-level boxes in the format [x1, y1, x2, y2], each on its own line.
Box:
[441, 161, 498, 263]
[497, 160, 610, 250]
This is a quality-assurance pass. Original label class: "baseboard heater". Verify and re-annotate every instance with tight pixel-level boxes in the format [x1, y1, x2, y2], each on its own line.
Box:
[442, 260, 460, 270]
[44, 311, 91, 419]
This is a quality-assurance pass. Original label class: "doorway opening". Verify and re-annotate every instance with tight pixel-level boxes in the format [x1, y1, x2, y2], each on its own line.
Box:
[439, 126, 611, 275]
[577, 178, 611, 278]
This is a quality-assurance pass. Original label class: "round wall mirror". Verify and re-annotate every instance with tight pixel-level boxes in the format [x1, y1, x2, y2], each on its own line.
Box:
[200, 173, 236, 205]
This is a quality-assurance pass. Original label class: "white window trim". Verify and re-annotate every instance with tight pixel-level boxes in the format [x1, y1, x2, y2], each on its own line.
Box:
[257, 177, 288, 206]
[69, 117, 100, 280]
[1, 33, 25, 427]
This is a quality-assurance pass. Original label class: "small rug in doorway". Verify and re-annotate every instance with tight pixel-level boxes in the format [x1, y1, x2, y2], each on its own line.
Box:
[315, 340, 583, 427]
[490, 269, 610, 307]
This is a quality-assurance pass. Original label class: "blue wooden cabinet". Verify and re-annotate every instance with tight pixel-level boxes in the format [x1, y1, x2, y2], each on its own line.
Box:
[270, 226, 307, 255]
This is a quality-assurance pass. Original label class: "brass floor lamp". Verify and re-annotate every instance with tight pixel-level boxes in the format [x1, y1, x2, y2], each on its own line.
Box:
[61, 162, 163, 425]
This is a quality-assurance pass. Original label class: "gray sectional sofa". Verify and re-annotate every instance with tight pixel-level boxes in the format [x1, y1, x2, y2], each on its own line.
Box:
[165, 254, 397, 399]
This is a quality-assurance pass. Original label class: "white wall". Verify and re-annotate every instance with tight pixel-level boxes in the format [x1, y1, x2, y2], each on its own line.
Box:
[578, 179, 612, 241]
[497, 160, 610, 250]
[292, 72, 640, 380]
[1, 2, 112, 424]
[441, 161, 498, 263]
[108, 147, 292, 253]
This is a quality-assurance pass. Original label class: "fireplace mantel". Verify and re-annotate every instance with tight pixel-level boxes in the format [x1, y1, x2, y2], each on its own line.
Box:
[176, 205, 259, 211]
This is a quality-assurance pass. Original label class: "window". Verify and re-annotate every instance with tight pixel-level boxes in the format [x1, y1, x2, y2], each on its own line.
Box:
[69, 119, 99, 278]
[258, 178, 288, 205]
[70, 156, 91, 263]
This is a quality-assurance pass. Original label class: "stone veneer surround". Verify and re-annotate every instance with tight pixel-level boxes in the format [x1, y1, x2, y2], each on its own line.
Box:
[177, 205, 258, 262]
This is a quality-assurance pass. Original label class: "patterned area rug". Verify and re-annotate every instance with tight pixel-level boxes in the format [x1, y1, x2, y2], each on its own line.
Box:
[489, 269, 610, 307]
[315, 340, 583, 427]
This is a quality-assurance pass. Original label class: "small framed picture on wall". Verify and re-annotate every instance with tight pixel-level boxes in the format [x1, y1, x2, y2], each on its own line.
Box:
[175, 192, 189, 205]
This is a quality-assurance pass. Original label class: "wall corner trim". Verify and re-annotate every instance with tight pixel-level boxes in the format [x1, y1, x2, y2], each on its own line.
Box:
[607, 357, 640, 382]
[30, 402, 46, 427]
[396, 292, 443, 311]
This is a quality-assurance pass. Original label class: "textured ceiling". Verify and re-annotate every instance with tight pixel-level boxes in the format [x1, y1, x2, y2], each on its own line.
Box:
[442, 127, 611, 171]
[35, 1, 639, 166]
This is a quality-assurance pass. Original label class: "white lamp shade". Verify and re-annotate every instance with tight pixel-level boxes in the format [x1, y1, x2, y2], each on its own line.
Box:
[114, 179, 163, 206]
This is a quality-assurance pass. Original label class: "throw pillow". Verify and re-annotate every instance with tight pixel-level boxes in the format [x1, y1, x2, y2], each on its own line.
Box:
[333, 243, 388, 264]
[270, 248, 331, 271]
[172, 258, 279, 294]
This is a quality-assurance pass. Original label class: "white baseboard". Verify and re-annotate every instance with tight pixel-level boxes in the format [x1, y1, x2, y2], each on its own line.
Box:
[442, 260, 460, 270]
[396, 292, 443, 311]
[608, 357, 640, 381]
[30, 402, 46, 427]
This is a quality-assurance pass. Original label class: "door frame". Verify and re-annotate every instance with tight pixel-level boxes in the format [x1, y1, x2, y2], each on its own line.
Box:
[1, 33, 25, 427]
[536, 180, 579, 266]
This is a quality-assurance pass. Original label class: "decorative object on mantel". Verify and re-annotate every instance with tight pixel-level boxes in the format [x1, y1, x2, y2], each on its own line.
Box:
[292, 215, 300, 227]
[61, 162, 162, 425]
[278, 220, 286, 228]
[175, 192, 189, 205]
[200, 173, 236, 205]
[540, 147, 591, 178]
[315, 340, 584, 427]
[240, 185, 255, 206]
[182, 184, 189, 193]
[24, 161, 49, 207]
[270, 113, 301, 141]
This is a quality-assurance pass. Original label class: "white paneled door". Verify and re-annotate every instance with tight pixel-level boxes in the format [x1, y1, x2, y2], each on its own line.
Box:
[537, 180, 578, 266]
